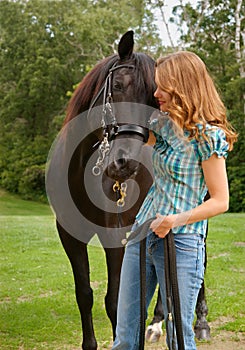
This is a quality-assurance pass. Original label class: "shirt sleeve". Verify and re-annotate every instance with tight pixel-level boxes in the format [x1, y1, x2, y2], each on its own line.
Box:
[149, 114, 171, 141]
[197, 126, 229, 161]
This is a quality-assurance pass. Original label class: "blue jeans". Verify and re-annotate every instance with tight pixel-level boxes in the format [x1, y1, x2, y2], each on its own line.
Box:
[112, 231, 205, 350]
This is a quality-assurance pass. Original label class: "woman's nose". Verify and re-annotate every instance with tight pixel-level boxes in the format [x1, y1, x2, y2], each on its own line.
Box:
[154, 87, 160, 98]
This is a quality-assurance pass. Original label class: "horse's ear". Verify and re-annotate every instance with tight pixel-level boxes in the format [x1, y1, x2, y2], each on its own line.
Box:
[118, 30, 134, 60]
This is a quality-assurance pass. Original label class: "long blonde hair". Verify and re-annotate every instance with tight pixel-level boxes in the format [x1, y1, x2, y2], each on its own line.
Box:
[155, 51, 237, 150]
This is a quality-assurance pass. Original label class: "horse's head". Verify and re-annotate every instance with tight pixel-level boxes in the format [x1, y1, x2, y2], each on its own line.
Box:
[108, 31, 156, 106]
[92, 31, 158, 182]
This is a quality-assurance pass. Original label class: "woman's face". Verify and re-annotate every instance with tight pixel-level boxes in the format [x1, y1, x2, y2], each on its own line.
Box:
[154, 71, 171, 112]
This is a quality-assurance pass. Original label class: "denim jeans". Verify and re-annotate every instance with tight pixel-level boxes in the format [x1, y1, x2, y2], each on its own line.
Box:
[111, 231, 205, 350]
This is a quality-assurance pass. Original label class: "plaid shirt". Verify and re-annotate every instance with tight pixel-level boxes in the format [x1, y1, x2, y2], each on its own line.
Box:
[135, 113, 229, 237]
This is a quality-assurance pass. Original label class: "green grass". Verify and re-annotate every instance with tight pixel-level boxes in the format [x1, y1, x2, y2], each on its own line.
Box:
[0, 189, 51, 216]
[203, 215, 245, 332]
[0, 189, 244, 349]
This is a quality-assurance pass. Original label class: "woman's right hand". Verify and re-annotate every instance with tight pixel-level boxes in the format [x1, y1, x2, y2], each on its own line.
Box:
[150, 213, 175, 238]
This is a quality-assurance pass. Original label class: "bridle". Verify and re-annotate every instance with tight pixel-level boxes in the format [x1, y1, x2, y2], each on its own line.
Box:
[90, 61, 149, 180]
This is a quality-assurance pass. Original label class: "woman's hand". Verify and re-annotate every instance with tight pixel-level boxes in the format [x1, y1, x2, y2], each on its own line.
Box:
[146, 131, 156, 146]
[150, 213, 175, 238]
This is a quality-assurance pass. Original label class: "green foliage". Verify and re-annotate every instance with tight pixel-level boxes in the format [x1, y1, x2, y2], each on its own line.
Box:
[18, 164, 46, 202]
[0, 118, 51, 198]
[228, 166, 245, 212]
[0, 0, 244, 211]
[171, 0, 245, 211]
[0, 0, 161, 201]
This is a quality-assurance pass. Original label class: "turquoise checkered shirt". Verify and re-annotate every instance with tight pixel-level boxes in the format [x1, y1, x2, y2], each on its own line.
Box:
[135, 113, 229, 237]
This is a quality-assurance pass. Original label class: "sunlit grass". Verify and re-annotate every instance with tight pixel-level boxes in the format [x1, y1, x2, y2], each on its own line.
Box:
[0, 190, 244, 349]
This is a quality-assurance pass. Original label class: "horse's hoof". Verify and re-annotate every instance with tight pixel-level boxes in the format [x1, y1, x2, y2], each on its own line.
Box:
[195, 326, 211, 341]
[82, 339, 97, 350]
[145, 322, 163, 343]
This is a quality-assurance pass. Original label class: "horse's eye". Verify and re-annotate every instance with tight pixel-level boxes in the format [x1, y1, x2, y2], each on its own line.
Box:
[113, 81, 123, 91]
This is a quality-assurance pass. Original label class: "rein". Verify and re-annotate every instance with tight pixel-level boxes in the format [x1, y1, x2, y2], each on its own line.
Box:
[164, 230, 185, 350]
[123, 219, 185, 350]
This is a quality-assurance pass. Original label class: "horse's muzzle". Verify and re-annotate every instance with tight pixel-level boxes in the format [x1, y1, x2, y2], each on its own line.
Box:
[106, 158, 139, 182]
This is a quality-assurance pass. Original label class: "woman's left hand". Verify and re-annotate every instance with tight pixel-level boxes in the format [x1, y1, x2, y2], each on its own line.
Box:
[150, 213, 175, 238]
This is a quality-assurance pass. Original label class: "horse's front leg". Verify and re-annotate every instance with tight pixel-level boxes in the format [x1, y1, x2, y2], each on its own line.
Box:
[145, 287, 164, 343]
[57, 222, 97, 350]
[104, 247, 124, 339]
[194, 235, 210, 341]
[194, 280, 211, 340]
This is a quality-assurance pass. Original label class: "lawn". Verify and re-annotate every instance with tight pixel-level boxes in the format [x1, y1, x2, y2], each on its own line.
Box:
[0, 190, 244, 349]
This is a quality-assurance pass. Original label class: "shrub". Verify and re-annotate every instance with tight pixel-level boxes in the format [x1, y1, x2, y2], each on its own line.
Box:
[18, 164, 47, 202]
[227, 166, 245, 212]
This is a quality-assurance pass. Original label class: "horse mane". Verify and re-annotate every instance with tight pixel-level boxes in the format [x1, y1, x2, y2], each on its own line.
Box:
[64, 52, 156, 125]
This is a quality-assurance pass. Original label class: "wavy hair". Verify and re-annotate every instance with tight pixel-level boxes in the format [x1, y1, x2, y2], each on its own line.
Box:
[155, 51, 237, 150]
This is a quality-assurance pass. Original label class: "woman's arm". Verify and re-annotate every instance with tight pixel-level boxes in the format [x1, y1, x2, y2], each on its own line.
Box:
[150, 154, 229, 238]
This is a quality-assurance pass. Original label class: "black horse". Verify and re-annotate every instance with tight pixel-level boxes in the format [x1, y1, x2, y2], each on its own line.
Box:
[46, 31, 210, 350]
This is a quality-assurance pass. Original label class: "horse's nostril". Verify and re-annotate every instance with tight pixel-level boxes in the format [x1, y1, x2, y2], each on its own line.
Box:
[115, 157, 127, 168]
[114, 149, 128, 168]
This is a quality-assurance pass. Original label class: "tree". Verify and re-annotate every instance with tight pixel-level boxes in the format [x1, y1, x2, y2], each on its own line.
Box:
[183, 0, 244, 211]
[0, 0, 161, 200]
[148, 0, 245, 211]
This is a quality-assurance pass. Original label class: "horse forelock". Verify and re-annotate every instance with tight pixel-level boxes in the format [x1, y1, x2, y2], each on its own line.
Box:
[132, 53, 157, 107]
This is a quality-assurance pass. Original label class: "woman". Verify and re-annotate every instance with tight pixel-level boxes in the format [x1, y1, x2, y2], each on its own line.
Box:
[111, 51, 237, 350]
